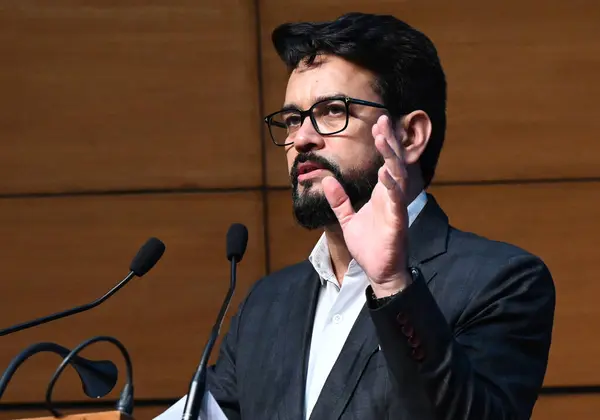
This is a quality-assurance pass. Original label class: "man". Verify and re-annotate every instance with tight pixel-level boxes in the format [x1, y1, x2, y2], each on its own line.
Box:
[161, 12, 555, 420]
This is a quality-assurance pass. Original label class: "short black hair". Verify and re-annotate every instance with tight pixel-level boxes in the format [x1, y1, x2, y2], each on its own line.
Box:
[271, 12, 447, 188]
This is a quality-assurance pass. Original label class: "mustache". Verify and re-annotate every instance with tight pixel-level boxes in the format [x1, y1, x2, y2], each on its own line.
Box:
[290, 152, 339, 181]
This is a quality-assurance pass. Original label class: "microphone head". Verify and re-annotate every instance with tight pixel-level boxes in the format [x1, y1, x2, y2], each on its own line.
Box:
[130, 237, 166, 277]
[226, 223, 248, 262]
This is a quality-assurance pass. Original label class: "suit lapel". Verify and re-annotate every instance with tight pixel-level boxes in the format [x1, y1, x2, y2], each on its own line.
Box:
[275, 263, 321, 420]
[307, 194, 451, 420]
[407, 193, 449, 283]
[307, 304, 379, 420]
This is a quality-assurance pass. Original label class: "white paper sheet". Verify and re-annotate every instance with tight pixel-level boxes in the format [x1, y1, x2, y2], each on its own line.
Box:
[153, 391, 228, 420]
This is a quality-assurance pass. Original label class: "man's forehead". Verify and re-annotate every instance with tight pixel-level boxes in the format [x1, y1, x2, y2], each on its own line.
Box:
[287, 55, 355, 83]
[283, 57, 376, 108]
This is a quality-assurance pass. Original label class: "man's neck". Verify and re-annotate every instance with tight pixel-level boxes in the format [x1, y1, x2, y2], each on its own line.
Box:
[323, 226, 352, 285]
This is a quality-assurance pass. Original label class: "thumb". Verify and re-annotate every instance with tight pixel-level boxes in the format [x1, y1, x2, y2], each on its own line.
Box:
[322, 176, 355, 228]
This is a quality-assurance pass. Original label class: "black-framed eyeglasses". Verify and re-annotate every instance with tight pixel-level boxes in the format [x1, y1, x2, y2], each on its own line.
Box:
[263, 95, 387, 146]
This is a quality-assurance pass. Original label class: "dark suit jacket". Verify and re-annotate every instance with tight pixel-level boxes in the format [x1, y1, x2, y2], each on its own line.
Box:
[206, 194, 556, 420]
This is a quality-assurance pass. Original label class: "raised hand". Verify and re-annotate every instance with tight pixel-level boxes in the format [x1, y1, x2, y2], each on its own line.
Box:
[322, 114, 412, 296]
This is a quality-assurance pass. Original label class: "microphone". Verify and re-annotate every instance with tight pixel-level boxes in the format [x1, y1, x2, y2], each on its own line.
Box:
[45, 335, 134, 418]
[0, 342, 118, 400]
[181, 223, 249, 420]
[0, 237, 166, 337]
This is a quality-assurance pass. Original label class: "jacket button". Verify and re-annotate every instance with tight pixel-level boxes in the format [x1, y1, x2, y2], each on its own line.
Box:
[408, 335, 421, 348]
[412, 347, 425, 361]
[401, 324, 414, 337]
[396, 312, 408, 325]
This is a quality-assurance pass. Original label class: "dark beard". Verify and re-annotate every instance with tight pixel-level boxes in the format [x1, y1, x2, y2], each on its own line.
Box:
[290, 152, 383, 230]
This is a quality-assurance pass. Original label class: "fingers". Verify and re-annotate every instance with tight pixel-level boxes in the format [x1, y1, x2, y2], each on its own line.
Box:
[373, 115, 404, 159]
[375, 133, 408, 182]
[378, 166, 405, 204]
[372, 114, 408, 204]
[322, 176, 355, 228]
[374, 115, 407, 182]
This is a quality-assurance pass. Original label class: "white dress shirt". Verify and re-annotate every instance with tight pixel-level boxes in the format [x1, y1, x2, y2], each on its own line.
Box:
[304, 190, 428, 419]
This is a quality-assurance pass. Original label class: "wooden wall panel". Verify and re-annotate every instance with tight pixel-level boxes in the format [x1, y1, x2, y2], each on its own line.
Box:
[259, 0, 600, 186]
[267, 181, 600, 385]
[0, 1, 261, 194]
[0, 192, 265, 402]
[532, 395, 600, 419]
[0, 406, 167, 420]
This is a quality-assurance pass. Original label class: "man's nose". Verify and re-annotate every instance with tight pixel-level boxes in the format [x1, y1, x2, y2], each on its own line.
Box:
[293, 117, 325, 153]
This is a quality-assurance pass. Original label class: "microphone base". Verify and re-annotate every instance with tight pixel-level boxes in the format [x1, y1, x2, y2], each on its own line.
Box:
[116, 382, 135, 416]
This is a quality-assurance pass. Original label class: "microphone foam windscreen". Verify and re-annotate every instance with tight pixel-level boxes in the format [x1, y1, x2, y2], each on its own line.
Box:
[226, 223, 249, 262]
[130, 237, 166, 277]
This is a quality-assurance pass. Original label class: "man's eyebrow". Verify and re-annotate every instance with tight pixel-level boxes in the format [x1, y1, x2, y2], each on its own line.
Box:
[281, 93, 348, 112]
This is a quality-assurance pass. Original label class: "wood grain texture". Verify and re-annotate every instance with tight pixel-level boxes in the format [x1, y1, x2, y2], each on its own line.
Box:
[11, 410, 129, 420]
[0, 1, 261, 194]
[0, 192, 265, 401]
[0, 406, 162, 420]
[259, 0, 600, 186]
[267, 181, 600, 385]
[532, 395, 600, 419]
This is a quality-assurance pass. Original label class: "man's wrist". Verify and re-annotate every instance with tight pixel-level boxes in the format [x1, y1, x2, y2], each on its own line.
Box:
[371, 269, 414, 299]
[369, 267, 423, 309]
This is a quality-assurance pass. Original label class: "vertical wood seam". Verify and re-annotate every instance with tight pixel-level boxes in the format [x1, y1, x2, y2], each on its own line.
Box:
[252, 0, 271, 275]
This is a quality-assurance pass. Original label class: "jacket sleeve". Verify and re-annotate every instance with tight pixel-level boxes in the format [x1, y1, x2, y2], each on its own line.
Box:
[367, 254, 556, 420]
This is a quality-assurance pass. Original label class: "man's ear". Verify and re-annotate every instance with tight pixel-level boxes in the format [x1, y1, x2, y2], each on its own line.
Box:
[395, 110, 432, 165]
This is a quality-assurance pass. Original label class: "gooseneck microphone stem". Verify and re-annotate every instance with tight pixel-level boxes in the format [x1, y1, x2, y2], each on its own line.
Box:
[45, 335, 134, 418]
[0, 342, 110, 399]
[0, 271, 136, 337]
[0, 236, 165, 338]
[0, 343, 62, 399]
[181, 257, 238, 420]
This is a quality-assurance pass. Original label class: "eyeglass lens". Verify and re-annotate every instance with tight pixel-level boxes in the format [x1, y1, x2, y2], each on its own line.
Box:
[268, 98, 348, 145]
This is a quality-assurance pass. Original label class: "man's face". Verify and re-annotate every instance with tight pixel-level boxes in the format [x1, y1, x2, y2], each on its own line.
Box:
[283, 55, 386, 229]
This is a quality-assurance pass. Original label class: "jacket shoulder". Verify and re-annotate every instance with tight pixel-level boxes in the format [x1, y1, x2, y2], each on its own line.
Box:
[240, 259, 314, 304]
[439, 226, 555, 320]
[447, 225, 547, 266]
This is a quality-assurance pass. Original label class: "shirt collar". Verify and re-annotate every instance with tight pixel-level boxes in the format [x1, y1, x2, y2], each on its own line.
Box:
[308, 190, 428, 286]
[407, 189, 428, 227]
